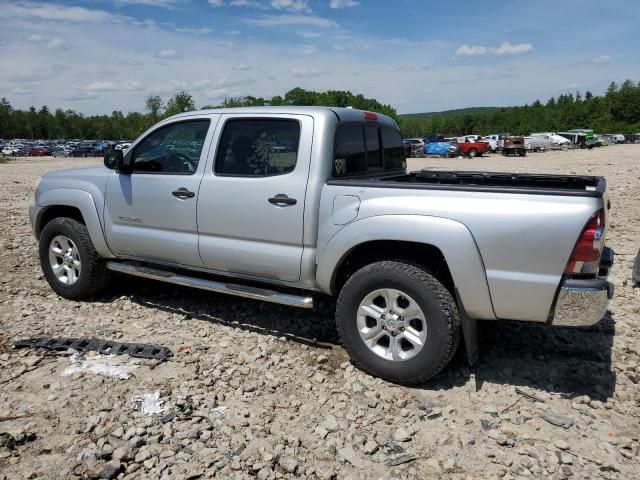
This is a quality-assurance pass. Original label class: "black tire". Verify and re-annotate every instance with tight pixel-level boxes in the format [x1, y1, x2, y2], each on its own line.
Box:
[335, 261, 460, 385]
[39, 217, 110, 300]
[468, 148, 477, 158]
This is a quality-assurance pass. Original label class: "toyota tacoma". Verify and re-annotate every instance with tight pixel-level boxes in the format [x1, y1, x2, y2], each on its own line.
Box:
[29, 107, 614, 384]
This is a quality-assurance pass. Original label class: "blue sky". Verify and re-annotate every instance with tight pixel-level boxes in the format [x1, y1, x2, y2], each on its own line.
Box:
[1, 0, 638, 114]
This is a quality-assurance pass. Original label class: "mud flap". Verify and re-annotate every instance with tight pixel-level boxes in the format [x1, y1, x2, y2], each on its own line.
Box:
[454, 288, 479, 366]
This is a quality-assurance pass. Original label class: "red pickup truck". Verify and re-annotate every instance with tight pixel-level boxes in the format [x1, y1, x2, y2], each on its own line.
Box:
[456, 140, 488, 158]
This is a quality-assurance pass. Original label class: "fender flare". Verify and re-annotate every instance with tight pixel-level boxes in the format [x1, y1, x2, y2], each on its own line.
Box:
[316, 214, 496, 320]
[35, 188, 113, 258]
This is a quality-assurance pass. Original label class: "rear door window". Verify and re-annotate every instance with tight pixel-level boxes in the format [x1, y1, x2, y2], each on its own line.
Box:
[215, 119, 300, 177]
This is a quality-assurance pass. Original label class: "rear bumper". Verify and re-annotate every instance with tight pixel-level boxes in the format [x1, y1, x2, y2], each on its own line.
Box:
[552, 247, 614, 327]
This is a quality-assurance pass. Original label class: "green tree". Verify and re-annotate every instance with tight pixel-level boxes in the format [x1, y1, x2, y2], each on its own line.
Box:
[164, 91, 195, 117]
[145, 95, 163, 123]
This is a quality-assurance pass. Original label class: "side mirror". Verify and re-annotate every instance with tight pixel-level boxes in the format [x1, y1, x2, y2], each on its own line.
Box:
[104, 149, 133, 174]
[104, 149, 122, 170]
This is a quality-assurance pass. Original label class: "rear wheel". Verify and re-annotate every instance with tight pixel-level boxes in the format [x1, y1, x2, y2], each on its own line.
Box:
[336, 261, 460, 385]
[39, 217, 110, 299]
[468, 148, 477, 158]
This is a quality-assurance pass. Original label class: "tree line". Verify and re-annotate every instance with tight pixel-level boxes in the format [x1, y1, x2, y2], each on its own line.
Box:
[0, 88, 396, 141]
[399, 80, 640, 137]
[0, 81, 638, 141]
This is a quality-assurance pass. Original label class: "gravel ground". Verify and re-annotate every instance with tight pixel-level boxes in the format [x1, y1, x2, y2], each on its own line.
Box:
[0, 146, 638, 479]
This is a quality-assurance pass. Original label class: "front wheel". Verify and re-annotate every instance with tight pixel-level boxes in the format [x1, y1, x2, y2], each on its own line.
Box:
[335, 261, 460, 385]
[468, 148, 477, 158]
[39, 217, 110, 299]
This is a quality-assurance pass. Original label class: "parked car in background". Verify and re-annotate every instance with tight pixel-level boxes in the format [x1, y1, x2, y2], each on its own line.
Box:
[558, 132, 596, 149]
[402, 138, 425, 149]
[1, 146, 14, 157]
[524, 135, 552, 151]
[481, 136, 498, 152]
[403, 138, 425, 158]
[424, 141, 458, 157]
[69, 145, 94, 157]
[457, 138, 488, 157]
[115, 142, 132, 151]
[608, 134, 626, 144]
[503, 136, 526, 156]
[51, 147, 70, 158]
[530, 132, 571, 147]
[28, 146, 50, 157]
[484, 133, 510, 150]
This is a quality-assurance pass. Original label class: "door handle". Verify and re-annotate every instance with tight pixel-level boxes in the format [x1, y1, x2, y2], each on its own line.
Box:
[268, 194, 297, 206]
[172, 188, 195, 199]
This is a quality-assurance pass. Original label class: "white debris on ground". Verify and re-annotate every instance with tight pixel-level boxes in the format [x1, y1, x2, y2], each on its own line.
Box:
[0, 149, 639, 479]
[131, 391, 164, 416]
[62, 352, 139, 380]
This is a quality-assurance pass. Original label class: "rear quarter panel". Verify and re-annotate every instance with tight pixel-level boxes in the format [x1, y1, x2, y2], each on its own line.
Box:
[318, 184, 603, 322]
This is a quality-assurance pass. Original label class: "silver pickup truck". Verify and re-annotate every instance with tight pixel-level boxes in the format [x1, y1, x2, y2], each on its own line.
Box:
[29, 107, 614, 385]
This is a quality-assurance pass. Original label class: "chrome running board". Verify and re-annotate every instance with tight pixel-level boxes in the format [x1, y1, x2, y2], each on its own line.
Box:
[107, 261, 314, 309]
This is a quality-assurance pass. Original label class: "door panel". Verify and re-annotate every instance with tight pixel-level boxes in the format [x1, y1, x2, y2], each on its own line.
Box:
[197, 114, 313, 282]
[104, 116, 219, 267]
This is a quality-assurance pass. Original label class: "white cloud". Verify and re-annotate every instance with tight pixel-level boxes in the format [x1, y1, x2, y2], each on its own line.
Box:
[232, 63, 253, 71]
[246, 14, 338, 27]
[492, 41, 533, 55]
[76, 80, 145, 93]
[271, 0, 310, 12]
[27, 34, 68, 50]
[155, 49, 183, 60]
[330, 0, 359, 8]
[1, 2, 116, 23]
[455, 41, 533, 57]
[296, 30, 322, 38]
[296, 44, 317, 55]
[11, 87, 33, 95]
[565, 82, 581, 90]
[592, 55, 611, 65]
[174, 27, 213, 35]
[0, 1, 157, 27]
[290, 67, 328, 78]
[209, 0, 310, 11]
[114, 0, 176, 7]
[78, 81, 120, 92]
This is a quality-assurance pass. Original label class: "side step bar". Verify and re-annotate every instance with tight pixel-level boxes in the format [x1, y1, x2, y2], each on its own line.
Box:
[106, 261, 314, 309]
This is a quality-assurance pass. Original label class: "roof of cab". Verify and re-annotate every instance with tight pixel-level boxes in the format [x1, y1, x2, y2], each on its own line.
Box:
[168, 106, 398, 129]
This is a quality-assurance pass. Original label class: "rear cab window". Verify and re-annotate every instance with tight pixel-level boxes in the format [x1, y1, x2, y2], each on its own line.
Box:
[333, 123, 406, 177]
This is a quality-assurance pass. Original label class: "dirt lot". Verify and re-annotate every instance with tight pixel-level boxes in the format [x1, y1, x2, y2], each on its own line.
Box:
[0, 146, 638, 480]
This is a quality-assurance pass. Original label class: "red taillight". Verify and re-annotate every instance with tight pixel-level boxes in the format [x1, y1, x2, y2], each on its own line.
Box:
[565, 209, 605, 275]
[364, 111, 378, 121]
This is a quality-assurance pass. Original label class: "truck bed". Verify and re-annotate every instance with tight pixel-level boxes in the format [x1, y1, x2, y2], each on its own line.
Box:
[328, 170, 605, 197]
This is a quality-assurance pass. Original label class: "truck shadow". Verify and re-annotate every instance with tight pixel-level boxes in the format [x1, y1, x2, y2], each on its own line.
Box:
[111, 278, 340, 349]
[427, 313, 616, 401]
[107, 277, 616, 401]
